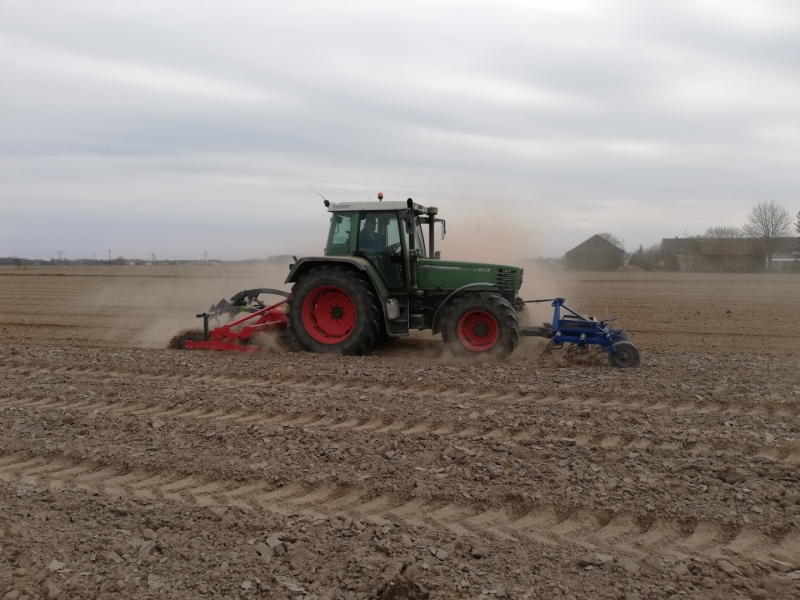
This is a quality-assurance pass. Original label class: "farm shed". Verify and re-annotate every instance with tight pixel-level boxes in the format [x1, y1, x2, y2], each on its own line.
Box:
[565, 235, 624, 271]
[661, 237, 800, 272]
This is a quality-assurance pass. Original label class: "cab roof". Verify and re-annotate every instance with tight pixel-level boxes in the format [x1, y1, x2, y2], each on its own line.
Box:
[327, 201, 427, 214]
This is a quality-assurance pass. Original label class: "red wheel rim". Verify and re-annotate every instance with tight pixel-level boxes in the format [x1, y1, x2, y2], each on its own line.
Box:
[301, 286, 357, 344]
[457, 310, 500, 351]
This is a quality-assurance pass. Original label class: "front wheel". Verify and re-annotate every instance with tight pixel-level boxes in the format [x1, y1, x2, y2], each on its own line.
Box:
[441, 292, 519, 358]
[607, 341, 640, 368]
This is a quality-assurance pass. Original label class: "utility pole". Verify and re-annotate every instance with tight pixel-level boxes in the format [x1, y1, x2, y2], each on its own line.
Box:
[204, 250, 208, 263]
[56, 250, 63, 260]
[107, 249, 112, 264]
[151, 253, 156, 263]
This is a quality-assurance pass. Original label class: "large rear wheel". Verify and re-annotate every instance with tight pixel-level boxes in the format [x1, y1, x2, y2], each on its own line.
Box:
[441, 292, 519, 358]
[287, 266, 382, 355]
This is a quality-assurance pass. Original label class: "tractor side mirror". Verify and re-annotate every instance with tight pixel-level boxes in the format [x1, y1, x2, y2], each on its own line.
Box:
[434, 251, 441, 259]
[440, 219, 446, 240]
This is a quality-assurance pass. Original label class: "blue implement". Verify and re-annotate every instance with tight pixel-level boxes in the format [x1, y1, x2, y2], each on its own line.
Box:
[519, 298, 640, 368]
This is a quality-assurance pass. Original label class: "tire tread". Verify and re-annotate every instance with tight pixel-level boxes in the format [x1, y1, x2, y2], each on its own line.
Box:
[287, 266, 382, 355]
[441, 291, 520, 358]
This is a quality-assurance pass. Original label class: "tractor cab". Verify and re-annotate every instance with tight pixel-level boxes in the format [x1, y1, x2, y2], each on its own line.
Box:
[323, 200, 444, 293]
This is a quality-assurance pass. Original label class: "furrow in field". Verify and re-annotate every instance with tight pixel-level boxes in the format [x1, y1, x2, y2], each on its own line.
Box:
[4, 447, 793, 565]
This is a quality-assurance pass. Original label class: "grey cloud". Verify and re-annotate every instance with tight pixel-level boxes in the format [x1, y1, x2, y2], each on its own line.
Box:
[1, 0, 799, 259]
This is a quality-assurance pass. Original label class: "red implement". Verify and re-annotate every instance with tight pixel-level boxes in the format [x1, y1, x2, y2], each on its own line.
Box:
[183, 296, 289, 353]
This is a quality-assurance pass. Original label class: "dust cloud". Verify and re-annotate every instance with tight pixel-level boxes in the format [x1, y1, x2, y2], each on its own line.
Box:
[86, 264, 294, 349]
[83, 208, 583, 359]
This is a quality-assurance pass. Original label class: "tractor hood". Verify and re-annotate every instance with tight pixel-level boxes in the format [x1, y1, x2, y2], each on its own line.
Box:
[416, 259, 522, 293]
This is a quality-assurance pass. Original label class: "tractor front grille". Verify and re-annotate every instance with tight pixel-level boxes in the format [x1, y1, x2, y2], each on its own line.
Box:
[496, 269, 517, 290]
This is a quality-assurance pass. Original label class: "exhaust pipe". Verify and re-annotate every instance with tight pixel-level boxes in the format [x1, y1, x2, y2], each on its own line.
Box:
[427, 206, 438, 259]
[406, 198, 418, 292]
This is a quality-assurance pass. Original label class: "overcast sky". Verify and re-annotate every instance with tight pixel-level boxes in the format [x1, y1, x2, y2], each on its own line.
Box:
[2, 0, 799, 260]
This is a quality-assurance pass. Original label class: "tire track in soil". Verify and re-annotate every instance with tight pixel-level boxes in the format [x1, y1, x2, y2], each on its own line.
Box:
[2, 362, 796, 416]
[3, 360, 799, 568]
[1, 447, 794, 565]
[2, 389, 797, 466]
[1, 369, 794, 428]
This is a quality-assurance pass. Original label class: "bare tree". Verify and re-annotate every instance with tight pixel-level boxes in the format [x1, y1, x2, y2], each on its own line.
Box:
[796, 210, 800, 235]
[743, 200, 793, 270]
[629, 243, 662, 271]
[704, 226, 743, 238]
[703, 226, 744, 272]
[597, 232, 623, 249]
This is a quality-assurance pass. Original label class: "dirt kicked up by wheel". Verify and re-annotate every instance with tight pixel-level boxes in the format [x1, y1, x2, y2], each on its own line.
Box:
[287, 265, 382, 355]
[441, 291, 520, 358]
[177, 331, 200, 350]
[608, 341, 641, 368]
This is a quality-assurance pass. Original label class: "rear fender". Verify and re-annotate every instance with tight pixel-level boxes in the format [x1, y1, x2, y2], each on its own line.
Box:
[286, 256, 368, 284]
[285, 257, 392, 335]
[431, 282, 500, 336]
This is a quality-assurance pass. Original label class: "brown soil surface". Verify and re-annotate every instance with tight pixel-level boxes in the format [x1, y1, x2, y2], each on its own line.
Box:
[1, 265, 799, 600]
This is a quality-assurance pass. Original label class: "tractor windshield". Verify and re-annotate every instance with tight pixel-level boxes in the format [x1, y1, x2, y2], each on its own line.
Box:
[357, 212, 401, 253]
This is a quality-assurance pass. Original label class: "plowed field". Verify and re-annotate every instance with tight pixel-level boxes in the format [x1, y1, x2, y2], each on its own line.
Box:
[1, 266, 799, 600]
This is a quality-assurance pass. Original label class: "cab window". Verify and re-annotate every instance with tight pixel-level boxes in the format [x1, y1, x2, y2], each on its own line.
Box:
[325, 213, 353, 255]
[358, 212, 401, 253]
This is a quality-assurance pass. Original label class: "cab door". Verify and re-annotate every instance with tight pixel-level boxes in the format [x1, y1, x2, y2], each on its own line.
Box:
[356, 211, 406, 291]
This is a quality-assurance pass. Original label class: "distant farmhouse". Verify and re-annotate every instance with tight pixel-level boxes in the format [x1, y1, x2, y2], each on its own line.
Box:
[565, 235, 624, 271]
[661, 237, 800, 272]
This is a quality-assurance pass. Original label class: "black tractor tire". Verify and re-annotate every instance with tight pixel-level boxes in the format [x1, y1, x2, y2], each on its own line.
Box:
[607, 341, 640, 368]
[275, 329, 301, 352]
[178, 332, 200, 350]
[373, 328, 400, 349]
[441, 292, 520, 358]
[287, 265, 382, 355]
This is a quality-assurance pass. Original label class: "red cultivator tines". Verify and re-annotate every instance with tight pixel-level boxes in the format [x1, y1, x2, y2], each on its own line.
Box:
[178, 289, 289, 353]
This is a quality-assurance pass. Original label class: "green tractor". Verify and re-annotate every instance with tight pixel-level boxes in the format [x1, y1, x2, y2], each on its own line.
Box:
[286, 197, 523, 358]
[183, 196, 639, 366]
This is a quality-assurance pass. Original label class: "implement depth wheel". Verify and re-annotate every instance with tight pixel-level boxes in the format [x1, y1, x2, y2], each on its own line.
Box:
[607, 341, 640, 368]
[613, 329, 631, 343]
[178, 332, 200, 350]
[442, 292, 519, 358]
[287, 266, 381, 355]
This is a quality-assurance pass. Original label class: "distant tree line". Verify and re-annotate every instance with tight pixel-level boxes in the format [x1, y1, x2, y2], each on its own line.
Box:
[599, 200, 798, 271]
[0, 255, 295, 266]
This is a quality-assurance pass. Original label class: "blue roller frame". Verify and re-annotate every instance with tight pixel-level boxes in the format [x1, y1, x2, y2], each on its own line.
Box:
[524, 298, 628, 356]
